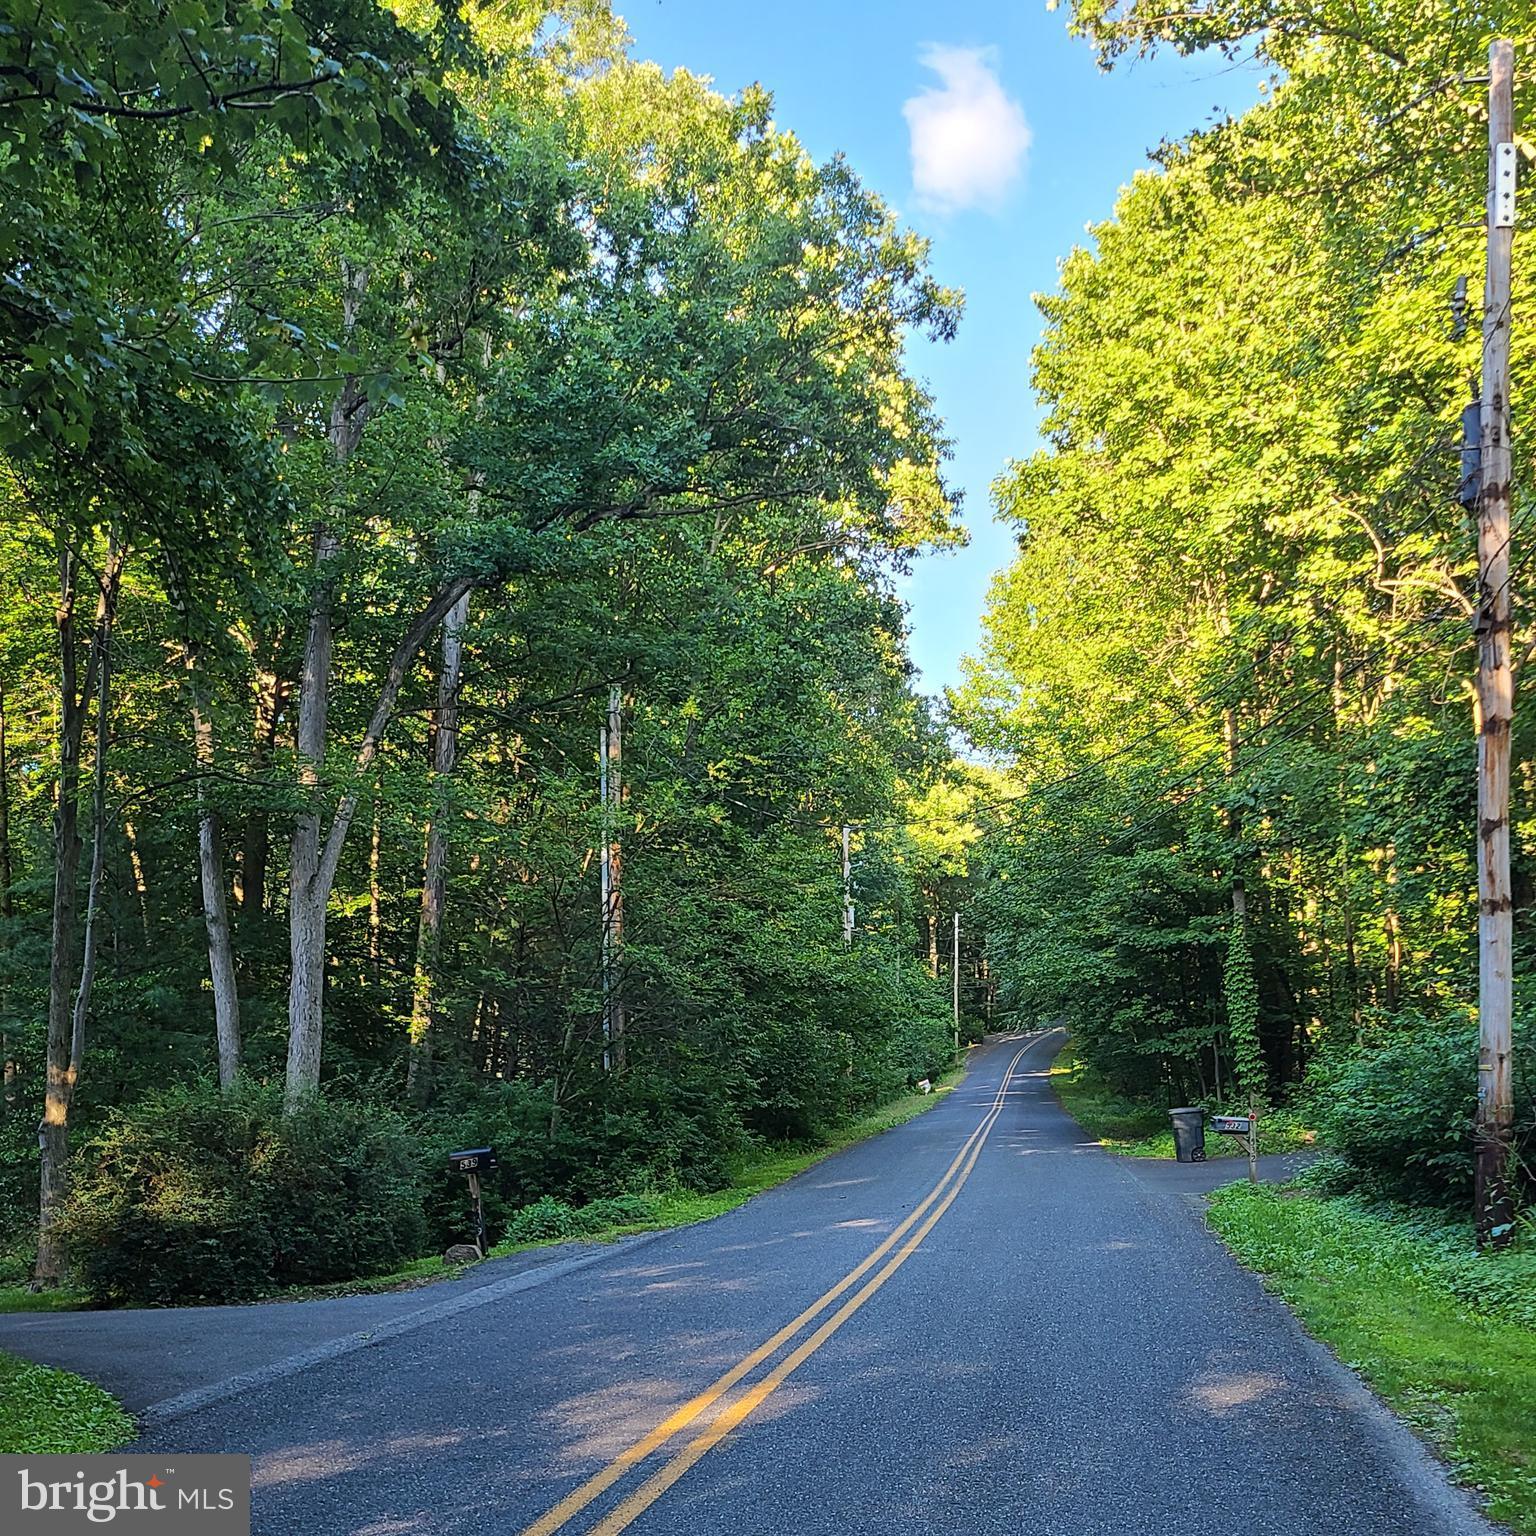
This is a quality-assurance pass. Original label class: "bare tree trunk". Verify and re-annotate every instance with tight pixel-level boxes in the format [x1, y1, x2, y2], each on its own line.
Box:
[285, 513, 341, 1107]
[368, 796, 383, 984]
[283, 263, 481, 1108]
[0, 681, 12, 1115]
[605, 685, 626, 1071]
[70, 594, 114, 1076]
[285, 269, 368, 1108]
[284, 567, 474, 1108]
[187, 655, 241, 1090]
[0, 679, 12, 923]
[408, 591, 470, 1099]
[121, 819, 150, 941]
[36, 537, 123, 1288]
[237, 665, 283, 919]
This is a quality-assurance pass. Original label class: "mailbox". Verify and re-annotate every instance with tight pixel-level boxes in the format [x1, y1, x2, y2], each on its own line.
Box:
[1209, 1115, 1253, 1136]
[448, 1147, 498, 1175]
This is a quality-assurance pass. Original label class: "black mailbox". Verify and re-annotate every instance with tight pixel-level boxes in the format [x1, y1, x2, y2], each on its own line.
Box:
[448, 1147, 498, 1175]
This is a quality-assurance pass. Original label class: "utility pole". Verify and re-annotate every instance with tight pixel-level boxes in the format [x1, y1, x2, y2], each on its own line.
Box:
[952, 912, 961, 1053]
[1475, 38, 1516, 1248]
[841, 825, 854, 945]
[604, 684, 626, 1072]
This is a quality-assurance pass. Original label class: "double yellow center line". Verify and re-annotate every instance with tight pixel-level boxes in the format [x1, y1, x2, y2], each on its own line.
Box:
[517, 1036, 1037, 1536]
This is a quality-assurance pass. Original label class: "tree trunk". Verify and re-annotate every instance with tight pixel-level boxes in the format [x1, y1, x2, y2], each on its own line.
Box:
[70, 591, 114, 1079]
[0, 679, 12, 923]
[36, 537, 123, 1288]
[283, 262, 479, 1108]
[237, 665, 283, 920]
[408, 590, 470, 1099]
[285, 263, 368, 1108]
[284, 566, 477, 1108]
[187, 653, 241, 1090]
[0, 681, 12, 1112]
[368, 796, 383, 984]
[122, 818, 150, 940]
[285, 517, 341, 1108]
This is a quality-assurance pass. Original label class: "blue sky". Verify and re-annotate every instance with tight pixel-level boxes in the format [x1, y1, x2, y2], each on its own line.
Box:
[619, 1, 1260, 697]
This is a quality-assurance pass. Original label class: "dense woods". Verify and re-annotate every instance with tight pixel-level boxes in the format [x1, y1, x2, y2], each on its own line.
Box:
[957, 0, 1536, 1209]
[0, 1, 980, 1297]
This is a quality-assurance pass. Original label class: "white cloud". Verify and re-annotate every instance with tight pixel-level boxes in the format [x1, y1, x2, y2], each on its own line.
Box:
[902, 45, 1030, 215]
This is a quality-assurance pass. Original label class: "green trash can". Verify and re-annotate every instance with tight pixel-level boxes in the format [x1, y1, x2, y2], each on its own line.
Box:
[1169, 1107, 1206, 1163]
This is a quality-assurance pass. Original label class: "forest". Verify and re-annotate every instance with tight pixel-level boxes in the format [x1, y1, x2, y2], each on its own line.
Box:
[0, 0, 983, 1301]
[957, 0, 1536, 1214]
[4, 0, 1535, 1310]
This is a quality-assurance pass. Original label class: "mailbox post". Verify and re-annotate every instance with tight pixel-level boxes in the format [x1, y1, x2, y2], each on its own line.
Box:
[448, 1147, 498, 1255]
[1209, 1114, 1259, 1184]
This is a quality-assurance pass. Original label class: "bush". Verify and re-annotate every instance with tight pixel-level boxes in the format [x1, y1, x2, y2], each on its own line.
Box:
[1310, 1020, 1535, 1209]
[61, 1082, 425, 1305]
[502, 1196, 583, 1245]
[500, 1193, 660, 1247]
[577, 1194, 658, 1229]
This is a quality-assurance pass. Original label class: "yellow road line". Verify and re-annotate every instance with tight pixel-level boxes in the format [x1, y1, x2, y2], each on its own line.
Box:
[516, 1036, 1035, 1536]
[587, 1052, 1024, 1535]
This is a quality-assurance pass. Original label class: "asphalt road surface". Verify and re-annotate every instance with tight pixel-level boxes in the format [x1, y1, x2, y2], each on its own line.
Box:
[2, 1032, 1498, 1536]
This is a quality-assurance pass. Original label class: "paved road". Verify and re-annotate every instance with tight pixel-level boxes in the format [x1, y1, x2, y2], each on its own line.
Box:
[1, 1033, 1497, 1536]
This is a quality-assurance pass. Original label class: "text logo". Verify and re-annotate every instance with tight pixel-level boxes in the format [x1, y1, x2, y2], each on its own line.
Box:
[3, 1456, 250, 1534]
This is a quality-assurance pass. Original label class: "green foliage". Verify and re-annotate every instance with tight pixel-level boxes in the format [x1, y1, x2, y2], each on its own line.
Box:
[501, 1196, 587, 1244]
[955, 0, 1536, 1222]
[0, 1, 975, 1293]
[1223, 919, 1265, 1103]
[60, 1083, 426, 1305]
[1307, 1022, 1536, 1209]
[0, 1353, 133, 1454]
[498, 1193, 659, 1246]
[1210, 1185, 1536, 1532]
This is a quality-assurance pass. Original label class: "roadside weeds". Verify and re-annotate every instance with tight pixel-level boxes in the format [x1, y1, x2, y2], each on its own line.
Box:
[0, 1351, 134, 1454]
[1208, 1184, 1536, 1535]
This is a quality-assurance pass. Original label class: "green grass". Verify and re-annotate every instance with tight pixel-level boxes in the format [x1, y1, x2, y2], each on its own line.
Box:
[0, 1251, 90, 1312]
[1209, 1183, 1536, 1532]
[0, 1283, 89, 1313]
[0, 1351, 134, 1453]
[1049, 1038, 1313, 1158]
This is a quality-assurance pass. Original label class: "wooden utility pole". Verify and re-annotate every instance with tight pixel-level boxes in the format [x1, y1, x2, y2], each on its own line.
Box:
[952, 912, 961, 1052]
[841, 825, 854, 945]
[602, 684, 626, 1072]
[1475, 38, 1517, 1248]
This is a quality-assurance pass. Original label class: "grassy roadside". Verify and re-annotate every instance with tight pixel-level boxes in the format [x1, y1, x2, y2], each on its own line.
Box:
[0, 1351, 134, 1453]
[1209, 1183, 1536, 1533]
[1049, 1038, 1313, 1158]
[0, 1063, 970, 1314]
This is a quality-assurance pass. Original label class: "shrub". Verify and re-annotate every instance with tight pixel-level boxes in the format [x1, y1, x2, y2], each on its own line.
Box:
[253, 1096, 426, 1287]
[576, 1194, 658, 1229]
[500, 1193, 660, 1247]
[61, 1081, 425, 1305]
[502, 1196, 583, 1245]
[1310, 1020, 1535, 1209]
